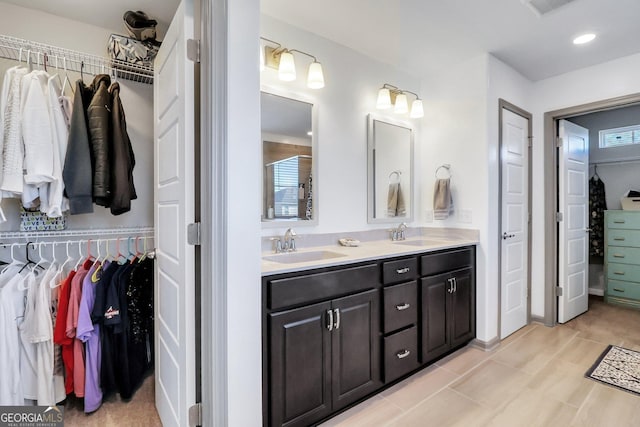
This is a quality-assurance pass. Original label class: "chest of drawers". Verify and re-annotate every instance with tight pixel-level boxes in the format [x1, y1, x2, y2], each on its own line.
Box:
[605, 210, 640, 309]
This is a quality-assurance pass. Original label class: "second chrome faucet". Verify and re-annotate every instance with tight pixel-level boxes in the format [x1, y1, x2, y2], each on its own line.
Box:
[271, 228, 297, 253]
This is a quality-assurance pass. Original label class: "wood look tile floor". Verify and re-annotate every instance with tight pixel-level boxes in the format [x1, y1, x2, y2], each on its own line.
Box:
[320, 297, 640, 427]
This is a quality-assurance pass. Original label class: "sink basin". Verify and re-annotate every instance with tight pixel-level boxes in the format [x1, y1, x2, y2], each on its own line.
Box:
[394, 239, 449, 247]
[263, 250, 347, 264]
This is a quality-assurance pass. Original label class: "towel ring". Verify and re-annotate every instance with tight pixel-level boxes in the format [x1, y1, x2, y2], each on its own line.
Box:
[389, 170, 401, 184]
[435, 164, 451, 179]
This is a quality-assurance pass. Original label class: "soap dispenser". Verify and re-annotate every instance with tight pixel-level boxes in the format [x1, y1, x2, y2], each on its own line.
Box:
[268, 206, 274, 219]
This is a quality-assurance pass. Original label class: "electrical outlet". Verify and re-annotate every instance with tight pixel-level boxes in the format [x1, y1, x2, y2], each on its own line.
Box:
[425, 210, 434, 222]
[459, 209, 472, 224]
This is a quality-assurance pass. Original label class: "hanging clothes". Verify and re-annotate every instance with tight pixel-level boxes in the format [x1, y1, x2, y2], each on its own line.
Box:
[589, 175, 607, 257]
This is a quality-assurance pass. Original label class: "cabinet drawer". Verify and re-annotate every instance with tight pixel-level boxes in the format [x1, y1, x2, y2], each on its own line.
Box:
[607, 263, 640, 283]
[384, 326, 419, 383]
[382, 258, 418, 285]
[607, 279, 640, 300]
[383, 281, 417, 333]
[267, 264, 378, 310]
[606, 211, 640, 230]
[607, 246, 640, 265]
[421, 248, 473, 277]
[607, 230, 640, 247]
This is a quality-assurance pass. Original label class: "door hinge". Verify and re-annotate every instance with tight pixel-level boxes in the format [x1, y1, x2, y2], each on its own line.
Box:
[556, 212, 563, 222]
[527, 136, 533, 148]
[187, 222, 202, 246]
[556, 286, 563, 297]
[556, 137, 563, 148]
[189, 402, 202, 427]
[187, 39, 201, 63]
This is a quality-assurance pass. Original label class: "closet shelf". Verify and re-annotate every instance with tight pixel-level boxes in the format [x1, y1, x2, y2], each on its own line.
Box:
[0, 34, 154, 84]
[0, 226, 154, 240]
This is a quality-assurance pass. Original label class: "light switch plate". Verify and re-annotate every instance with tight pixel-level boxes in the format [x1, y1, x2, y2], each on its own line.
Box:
[425, 210, 434, 222]
[459, 209, 472, 224]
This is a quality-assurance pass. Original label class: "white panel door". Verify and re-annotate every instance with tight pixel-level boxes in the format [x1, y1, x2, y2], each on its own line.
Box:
[558, 120, 589, 323]
[500, 108, 529, 339]
[153, 1, 196, 426]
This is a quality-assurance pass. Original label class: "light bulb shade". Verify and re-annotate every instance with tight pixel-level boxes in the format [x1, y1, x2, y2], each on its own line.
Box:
[278, 51, 296, 81]
[260, 46, 265, 72]
[394, 93, 408, 114]
[307, 61, 325, 89]
[376, 88, 392, 109]
[410, 99, 424, 118]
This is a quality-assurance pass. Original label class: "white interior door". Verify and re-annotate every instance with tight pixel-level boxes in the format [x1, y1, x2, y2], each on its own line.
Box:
[500, 108, 529, 339]
[153, 1, 196, 425]
[558, 120, 589, 323]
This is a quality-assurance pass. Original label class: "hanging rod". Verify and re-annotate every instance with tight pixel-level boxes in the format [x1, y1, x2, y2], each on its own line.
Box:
[591, 157, 640, 166]
[0, 34, 154, 84]
[0, 226, 154, 240]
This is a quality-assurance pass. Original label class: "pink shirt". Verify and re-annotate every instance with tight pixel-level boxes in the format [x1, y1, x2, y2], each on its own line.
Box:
[66, 265, 89, 397]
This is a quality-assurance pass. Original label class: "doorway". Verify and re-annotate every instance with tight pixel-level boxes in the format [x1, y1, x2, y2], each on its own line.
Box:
[543, 93, 640, 326]
[498, 99, 532, 339]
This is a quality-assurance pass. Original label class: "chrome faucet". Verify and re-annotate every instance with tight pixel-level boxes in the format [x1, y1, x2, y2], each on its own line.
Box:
[283, 228, 297, 252]
[391, 222, 408, 241]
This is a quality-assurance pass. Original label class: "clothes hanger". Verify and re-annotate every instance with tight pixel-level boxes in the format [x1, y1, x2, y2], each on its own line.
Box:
[19, 242, 37, 273]
[90, 239, 106, 281]
[592, 164, 600, 181]
[1, 243, 23, 274]
[73, 240, 84, 271]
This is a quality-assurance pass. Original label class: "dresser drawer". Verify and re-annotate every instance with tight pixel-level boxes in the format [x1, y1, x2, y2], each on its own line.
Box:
[607, 280, 640, 300]
[382, 258, 418, 285]
[384, 326, 419, 383]
[420, 248, 473, 277]
[607, 230, 640, 248]
[606, 211, 640, 230]
[607, 247, 640, 265]
[383, 281, 417, 333]
[607, 263, 640, 283]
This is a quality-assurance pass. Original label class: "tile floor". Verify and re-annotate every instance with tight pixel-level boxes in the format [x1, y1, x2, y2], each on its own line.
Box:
[320, 297, 640, 427]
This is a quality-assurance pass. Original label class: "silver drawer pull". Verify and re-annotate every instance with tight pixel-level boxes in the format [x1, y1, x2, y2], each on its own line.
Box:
[613, 288, 625, 292]
[396, 267, 410, 274]
[396, 303, 411, 311]
[613, 220, 626, 224]
[614, 237, 626, 241]
[614, 271, 626, 275]
[396, 349, 411, 359]
[613, 254, 625, 258]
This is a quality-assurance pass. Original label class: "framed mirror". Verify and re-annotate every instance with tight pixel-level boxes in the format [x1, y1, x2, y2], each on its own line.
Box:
[367, 114, 413, 223]
[261, 91, 317, 225]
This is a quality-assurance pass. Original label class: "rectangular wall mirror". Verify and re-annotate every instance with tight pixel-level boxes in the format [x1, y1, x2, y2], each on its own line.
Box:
[367, 114, 413, 223]
[261, 91, 316, 224]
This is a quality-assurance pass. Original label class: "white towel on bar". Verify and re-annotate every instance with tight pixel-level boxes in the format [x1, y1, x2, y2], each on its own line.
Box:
[433, 178, 454, 220]
[387, 183, 406, 217]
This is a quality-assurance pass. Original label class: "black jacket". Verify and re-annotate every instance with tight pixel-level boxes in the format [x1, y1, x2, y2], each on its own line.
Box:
[62, 80, 94, 214]
[87, 74, 112, 206]
[109, 82, 137, 215]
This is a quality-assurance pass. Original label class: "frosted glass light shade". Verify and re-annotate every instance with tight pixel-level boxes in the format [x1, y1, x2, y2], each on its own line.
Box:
[307, 61, 325, 89]
[376, 88, 392, 109]
[410, 99, 424, 118]
[394, 93, 408, 114]
[278, 51, 296, 81]
[260, 46, 265, 72]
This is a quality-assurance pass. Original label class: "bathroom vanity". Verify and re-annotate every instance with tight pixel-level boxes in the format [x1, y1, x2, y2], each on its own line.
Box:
[261, 240, 476, 427]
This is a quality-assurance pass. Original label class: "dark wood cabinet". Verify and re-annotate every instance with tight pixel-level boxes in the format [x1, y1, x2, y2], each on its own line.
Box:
[421, 267, 475, 364]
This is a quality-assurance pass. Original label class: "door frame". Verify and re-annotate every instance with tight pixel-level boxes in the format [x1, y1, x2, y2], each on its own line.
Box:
[542, 92, 640, 327]
[498, 99, 533, 339]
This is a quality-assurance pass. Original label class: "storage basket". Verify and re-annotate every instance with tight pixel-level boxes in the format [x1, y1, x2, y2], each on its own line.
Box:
[621, 197, 640, 211]
[20, 207, 67, 231]
[108, 34, 159, 68]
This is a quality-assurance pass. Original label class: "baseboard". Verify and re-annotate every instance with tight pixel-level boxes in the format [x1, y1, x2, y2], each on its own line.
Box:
[469, 336, 501, 352]
[589, 287, 604, 296]
[530, 315, 545, 325]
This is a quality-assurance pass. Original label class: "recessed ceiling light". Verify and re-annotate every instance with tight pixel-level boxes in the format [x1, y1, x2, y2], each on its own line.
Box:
[573, 33, 596, 45]
[307, 131, 312, 136]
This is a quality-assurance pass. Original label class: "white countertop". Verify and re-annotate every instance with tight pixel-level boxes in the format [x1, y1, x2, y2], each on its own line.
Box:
[261, 236, 479, 276]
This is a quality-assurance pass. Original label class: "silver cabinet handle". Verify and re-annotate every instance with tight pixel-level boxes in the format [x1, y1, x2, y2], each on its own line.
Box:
[614, 271, 626, 275]
[333, 308, 340, 330]
[327, 309, 333, 331]
[396, 349, 410, 359]
[396, 303, 410, 311]
[585, 228, 592, 232]
[614, 220, 626, 224]
[453, 277, 457, 293]
[613, 288, 625, 292]
[613, 254, 625, 258]
[614, 237, 626, 241]
[447, 278, 453, 293]
[396, 267, 410, 274]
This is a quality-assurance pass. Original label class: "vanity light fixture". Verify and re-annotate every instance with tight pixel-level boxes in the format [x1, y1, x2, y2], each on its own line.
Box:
[260, 37, 325, 89]
[573, 33, 596, 45]
[376, 84, 424, 118]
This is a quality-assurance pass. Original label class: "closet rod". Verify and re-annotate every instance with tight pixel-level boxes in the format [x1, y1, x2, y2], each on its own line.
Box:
[591, 157, 640, 166]
[0, 34, 154, 84]
[0, 226, 154, 240]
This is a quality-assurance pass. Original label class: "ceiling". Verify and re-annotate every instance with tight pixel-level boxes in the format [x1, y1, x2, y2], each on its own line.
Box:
[261, 0, 640, 81]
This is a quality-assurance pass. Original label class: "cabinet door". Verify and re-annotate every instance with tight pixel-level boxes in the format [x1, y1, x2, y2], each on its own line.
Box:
[449, 268, 476, 348]
[421, 273, 450, 364]
[331, 289, 381, 411]
[269, 301, 332, 427]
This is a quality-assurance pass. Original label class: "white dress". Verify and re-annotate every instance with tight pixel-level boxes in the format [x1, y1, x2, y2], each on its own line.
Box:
[0, 265, 25, 405]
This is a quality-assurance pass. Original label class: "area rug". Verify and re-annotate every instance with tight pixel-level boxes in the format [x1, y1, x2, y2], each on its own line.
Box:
[585, 345, 640, 396]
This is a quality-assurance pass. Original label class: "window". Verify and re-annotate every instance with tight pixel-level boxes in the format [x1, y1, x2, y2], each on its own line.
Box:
[599, 125, 640, 149]
[272, 156, 299, 218]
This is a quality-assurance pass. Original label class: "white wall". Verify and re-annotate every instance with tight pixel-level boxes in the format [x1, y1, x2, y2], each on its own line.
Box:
[260, 15, 421, 236]
[530, 51, 640, 317]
